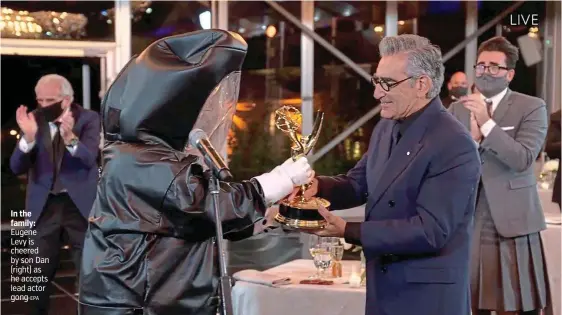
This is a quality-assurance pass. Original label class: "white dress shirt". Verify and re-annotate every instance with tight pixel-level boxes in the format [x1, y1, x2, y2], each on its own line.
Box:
[19, 122, 77, 155]
[480, 88, 508, 137]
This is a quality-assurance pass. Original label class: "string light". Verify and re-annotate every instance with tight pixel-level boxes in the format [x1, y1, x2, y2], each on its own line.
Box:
[0, 8, 42, 39]
[0, 6, 86, 39]
[105, 1, 152, 23]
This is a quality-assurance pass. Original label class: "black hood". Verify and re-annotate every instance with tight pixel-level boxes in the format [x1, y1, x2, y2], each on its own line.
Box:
[101, 29, 248, 151]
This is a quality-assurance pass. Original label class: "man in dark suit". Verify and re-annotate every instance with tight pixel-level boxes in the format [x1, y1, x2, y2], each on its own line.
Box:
[545, 109, 561, 209]
[441, 71, 468, 108]
[297, 35, 481, 315]
[10, 74, 100, 315]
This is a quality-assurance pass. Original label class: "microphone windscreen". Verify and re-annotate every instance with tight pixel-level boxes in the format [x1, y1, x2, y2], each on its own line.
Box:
[188, 129, 207, 147]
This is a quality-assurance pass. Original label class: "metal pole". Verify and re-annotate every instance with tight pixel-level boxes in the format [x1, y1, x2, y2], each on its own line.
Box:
[465, 1, 478, 84]
[114, 0, 131, 72]
[99, 56, 106, 99]
[218, 0, 228, 30]
[495, 23, 503, 37]
[385, 1, 398, 37]
[413, 18, 418, 35]
[265, 0, 371, 82]
[543, 0, 562, 113]
[301, 1, 314, 136]
[82, 64, 91, 109]
[210, 176, 233, 315]
[442, 1, 524, 62]
[211, 0, 218, 29]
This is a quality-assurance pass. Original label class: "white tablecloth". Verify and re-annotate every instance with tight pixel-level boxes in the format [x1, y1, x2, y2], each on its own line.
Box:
[232, 189, 560, 315]
[232, 259, 365, 315]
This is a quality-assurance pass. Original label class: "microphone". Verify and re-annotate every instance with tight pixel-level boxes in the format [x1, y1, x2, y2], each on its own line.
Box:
[189, 129, 233, 181]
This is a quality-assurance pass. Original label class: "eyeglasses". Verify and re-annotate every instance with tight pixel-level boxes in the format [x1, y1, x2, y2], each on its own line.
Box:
[371, 76, 413, 92]
[474, 64, 510, 76]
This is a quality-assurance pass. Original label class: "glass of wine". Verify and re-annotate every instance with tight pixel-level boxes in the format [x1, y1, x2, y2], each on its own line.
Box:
[329, 239, 344, 278]
[308, 235, 321, 279]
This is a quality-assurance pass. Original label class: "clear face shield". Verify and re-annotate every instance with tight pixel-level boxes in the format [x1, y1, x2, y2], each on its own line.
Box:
[185, 72, 241, 168]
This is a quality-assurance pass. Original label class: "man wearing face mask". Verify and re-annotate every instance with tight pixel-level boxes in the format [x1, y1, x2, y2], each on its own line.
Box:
[442, 71, 469, 109]
[10, 74, 101, 315]
[449, 36, 549, 315]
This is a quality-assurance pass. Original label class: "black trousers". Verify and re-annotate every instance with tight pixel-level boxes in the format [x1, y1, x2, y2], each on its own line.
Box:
[27, 193, 87, 315]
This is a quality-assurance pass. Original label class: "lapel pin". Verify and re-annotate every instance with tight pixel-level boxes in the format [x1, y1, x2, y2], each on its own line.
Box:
[407, 151, 411, 156]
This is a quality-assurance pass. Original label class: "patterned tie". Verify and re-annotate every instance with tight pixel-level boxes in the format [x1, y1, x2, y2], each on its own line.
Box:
[51, 123, 65, 193]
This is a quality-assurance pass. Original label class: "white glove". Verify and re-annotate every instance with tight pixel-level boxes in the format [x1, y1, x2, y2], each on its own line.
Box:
[276, 157, 314, 186]
[253, 157, 313, 204]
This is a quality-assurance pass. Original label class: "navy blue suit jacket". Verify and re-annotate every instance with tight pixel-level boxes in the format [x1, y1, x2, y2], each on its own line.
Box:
[317, 98, 481, 315]
[10, 104, 101, 223]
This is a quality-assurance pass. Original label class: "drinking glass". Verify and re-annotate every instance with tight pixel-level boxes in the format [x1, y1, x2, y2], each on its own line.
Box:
[312, 243, 332, 279]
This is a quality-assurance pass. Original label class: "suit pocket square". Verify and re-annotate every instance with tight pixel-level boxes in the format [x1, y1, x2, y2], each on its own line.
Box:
[501, 126, 515, 131]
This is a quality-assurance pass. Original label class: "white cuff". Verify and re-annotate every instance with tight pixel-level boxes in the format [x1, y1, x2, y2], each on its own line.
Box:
[66, 144, 78, 156]
[253, 168, 293, 205]
[480, 119, 496, 137]
[18, 138, 35, 153]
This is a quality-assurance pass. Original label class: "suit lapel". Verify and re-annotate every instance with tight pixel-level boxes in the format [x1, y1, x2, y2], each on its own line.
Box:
[70, 103, 82, 136]
[492, 89, 512, 124]
[459, 104, 471, 132]
[368, 100, 440, 215]
[370, 121, 396, 180]
[37, 118, 54, 164]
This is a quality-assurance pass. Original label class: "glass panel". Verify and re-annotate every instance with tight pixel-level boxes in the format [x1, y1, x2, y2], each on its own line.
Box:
[227, 2, 303, 180]
[0, 2, 117, 41]
[131, 1, 209, 55]
[312, 67, 378, 176]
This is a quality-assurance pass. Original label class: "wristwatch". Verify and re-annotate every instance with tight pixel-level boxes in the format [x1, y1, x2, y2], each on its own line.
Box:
[67, 137, 79, 148]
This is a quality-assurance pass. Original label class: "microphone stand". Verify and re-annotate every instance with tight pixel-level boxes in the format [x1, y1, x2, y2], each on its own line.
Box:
[209, 175, 234, 315]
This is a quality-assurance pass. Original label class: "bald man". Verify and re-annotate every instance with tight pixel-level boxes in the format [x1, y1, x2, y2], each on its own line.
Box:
[442, 71, 468, 108]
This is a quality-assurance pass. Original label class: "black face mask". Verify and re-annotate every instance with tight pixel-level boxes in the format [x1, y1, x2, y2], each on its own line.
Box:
[36, 101, 64, 122]
[449, 86, 468, 98]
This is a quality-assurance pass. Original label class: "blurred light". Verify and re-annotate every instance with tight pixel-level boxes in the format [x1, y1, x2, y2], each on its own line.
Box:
[261, 25, 266, 30]
[16, 134, 20, 139]
[238, 27, 245, 33]
[528, 32, 537, 38]
[398, 20, 405, 25]
[106, 19, 112, 24]
[236, 102, 256, 111]
[314, 13, 320, 22]
[101, 10, 108, 16]
[529, 26, 539, 33]
[374, 26, 383, 33]
[199, 10, 211, 30]
[343, 9, 351, 17]
[9, 129, 17, 135]
[146, 7, 152, 14]
[265, 25, 276, 38]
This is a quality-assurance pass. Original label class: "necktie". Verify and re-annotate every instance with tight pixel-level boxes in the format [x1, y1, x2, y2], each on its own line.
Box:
[51, 123, 65, 193]
[485, 99, 493, 118]
[388, 123, 401, 159]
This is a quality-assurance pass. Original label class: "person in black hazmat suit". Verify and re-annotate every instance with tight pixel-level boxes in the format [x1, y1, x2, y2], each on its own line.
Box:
[78, 30, 313, 315]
